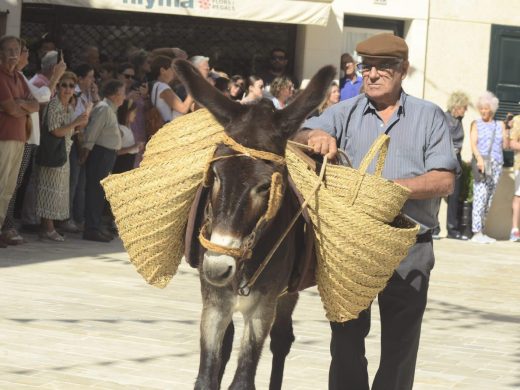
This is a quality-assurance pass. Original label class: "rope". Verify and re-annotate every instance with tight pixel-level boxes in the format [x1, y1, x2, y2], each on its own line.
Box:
[239, 155, 328, 295]
[221, 133, 286, 165]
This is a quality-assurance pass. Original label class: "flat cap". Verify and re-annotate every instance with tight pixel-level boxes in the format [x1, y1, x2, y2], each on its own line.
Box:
[356, 33, 408, 60]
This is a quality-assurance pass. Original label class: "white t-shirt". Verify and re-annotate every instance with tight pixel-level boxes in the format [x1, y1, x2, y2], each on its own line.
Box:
[152, 81, 182, 122]
[25, 73, 52, 145]
[118, 124, 138, 154]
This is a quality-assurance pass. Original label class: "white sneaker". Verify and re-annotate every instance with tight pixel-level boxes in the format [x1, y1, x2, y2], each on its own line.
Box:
[482, 234, 496, 243]
[471, 232, 490, 244]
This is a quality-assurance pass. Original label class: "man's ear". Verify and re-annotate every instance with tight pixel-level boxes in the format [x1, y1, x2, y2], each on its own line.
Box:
[274, 65, 336, 139]
[401, 60, 410, 80]
[173, 59, 245, 126]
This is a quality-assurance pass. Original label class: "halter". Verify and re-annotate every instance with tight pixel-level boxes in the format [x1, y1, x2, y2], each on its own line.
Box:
[198, 134, 287, 295]
[198, 134, 327, 296]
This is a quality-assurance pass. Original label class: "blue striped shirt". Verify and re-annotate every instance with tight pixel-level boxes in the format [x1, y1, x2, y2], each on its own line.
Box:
[302, 91, 459, 230]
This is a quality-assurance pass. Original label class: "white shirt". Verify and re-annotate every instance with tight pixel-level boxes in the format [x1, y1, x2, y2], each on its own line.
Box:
[152, 81, 182, 123]
[119, 124, 138, 154]
[25, 73, 52, 145]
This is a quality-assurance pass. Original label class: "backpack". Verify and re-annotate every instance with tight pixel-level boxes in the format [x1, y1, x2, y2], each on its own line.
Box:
[145, 82, 165, 139]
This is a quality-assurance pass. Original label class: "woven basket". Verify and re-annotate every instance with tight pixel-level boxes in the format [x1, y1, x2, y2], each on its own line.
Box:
[101, 110, 224, 288]
[286, 138, 419, 322]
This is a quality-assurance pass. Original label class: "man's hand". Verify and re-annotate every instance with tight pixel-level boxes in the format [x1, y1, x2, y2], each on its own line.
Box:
[78, 147, 90, 165]
[307, 129, 338, 159]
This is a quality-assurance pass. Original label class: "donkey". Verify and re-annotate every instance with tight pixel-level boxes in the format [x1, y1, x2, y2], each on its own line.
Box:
[174, 59, 335, 390]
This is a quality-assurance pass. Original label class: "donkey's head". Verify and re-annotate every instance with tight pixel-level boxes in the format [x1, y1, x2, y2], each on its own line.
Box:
[174, 60, 335, 287]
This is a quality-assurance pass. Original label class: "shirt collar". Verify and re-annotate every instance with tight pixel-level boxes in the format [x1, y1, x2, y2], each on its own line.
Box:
[363, 89, 407, 116]
[104, 97, 118, 112]
[0, 64, 16, 77]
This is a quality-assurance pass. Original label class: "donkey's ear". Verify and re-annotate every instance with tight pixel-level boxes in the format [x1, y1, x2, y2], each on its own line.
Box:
[173, 59, 245, 126]
[275, 65, 336, 137]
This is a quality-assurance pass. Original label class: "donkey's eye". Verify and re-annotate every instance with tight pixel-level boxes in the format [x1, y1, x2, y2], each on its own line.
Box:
[255, 182, 271, 194]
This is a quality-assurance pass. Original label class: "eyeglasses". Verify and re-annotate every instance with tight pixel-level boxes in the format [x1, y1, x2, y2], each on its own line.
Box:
[60, 83, 75, 89]
[271, 56, 286, 61]
[122, 73, 135, 79]
[356, 61, 402, 75]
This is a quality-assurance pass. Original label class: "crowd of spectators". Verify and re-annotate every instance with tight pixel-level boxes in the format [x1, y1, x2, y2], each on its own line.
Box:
[0, 33, 518, 246]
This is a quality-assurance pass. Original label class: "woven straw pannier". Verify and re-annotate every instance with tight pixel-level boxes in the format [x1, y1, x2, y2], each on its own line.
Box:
[102, 109, 224, 288]
[286, 135, 419, 322]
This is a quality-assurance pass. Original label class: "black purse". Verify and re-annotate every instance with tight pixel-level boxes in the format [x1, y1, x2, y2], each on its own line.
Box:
[35, 105, 67, 168]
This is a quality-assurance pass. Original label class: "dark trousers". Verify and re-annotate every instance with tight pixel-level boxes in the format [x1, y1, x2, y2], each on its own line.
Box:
[329, 271, 429, 390]
[69, 141, 86, 224]
[84, 145, 116, 232]
[446, 153, 463, 233]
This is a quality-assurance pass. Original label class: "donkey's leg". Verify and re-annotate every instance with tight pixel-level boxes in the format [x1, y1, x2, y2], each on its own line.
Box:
[218, 321, 235, 386]
[195, 288, 234, 390]
[268, 292, 299, 390]
[228, 296, 277, 390]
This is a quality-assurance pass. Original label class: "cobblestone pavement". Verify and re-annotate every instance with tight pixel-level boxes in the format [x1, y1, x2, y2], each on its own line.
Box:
[0, 232, 519, 389]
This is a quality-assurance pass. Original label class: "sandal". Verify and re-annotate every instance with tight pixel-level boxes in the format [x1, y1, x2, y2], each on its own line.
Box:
[1, 228, 25, 245]
[40, 230, 65, 242]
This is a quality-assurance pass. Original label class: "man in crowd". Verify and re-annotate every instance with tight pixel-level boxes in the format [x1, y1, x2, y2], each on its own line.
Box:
[339, 52, 363, 101]
[293, 33, 458, 390]
[63, 63, 99, 234]
[260, 48, 299, 97]
[509, 113, 520, 242]
[79, 79, 125, 242]
[0, 35, 39, 248]
[443, 91, 470, 240]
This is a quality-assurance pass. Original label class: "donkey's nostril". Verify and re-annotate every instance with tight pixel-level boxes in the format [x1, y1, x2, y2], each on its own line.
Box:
[221, 265, 233, 279]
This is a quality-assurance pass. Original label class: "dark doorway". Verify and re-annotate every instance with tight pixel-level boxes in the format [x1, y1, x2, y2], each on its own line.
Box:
[0, 10, 9, 36]
[488, 24, 520, 167]
[20, 4, 297, 79]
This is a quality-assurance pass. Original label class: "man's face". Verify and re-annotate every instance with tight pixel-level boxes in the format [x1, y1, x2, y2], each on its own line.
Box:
[79, 70, 95, 91]
[198, 60, 210, 78]
[110, 86, 126, 108]
[270, 50, 288, 72]
[359, 57, 408, 102]
[0, 39, 21, 71]
[341, 55, 356, 77]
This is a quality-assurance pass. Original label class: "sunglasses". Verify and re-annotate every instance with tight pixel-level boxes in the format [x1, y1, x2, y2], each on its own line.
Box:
[271, 55, 286, 61]
[123, 73, 135, 79]
[60, 83, 75, 89]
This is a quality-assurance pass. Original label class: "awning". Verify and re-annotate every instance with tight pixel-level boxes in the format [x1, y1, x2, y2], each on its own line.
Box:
[23, 0, 332, 26]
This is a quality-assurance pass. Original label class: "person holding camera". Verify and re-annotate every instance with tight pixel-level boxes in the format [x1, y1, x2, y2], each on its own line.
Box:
[470, 91, 509, 243]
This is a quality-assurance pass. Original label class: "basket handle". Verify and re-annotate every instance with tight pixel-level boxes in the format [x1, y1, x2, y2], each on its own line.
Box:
[358, 134, 390, 176]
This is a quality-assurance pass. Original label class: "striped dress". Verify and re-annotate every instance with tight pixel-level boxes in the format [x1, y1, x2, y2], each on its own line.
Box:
[35, 97, 74, 220]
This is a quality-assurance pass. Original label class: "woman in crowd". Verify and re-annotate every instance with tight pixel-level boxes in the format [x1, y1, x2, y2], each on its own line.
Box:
[117, 62, 147, 167]
[113, 99, 144, 174]
[228, 75, 245, 101]
[270, 76, 294, 109]
[470, 91, 509, 244]
[36, 72, 88, 241]
[150, 55, 194, 123]
[317, 81, 340, 114]
[240, 75, 264, 105]
[129, 49, 151, 86]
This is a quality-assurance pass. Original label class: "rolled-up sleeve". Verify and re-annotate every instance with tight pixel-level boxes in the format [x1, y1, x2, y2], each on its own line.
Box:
[301, 103, 347, 139]
[425, 106, 460, 174]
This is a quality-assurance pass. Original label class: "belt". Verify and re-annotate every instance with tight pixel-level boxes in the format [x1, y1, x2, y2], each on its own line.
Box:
[416, 230, 433, 243]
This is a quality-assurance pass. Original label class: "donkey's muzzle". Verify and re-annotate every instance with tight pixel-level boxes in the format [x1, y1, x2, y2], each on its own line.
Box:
[202, 251, 237, 287]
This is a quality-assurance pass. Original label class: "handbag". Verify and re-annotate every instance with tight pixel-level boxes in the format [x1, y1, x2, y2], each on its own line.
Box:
[471, 121, 497, 182]
[35, 105, 67, 168]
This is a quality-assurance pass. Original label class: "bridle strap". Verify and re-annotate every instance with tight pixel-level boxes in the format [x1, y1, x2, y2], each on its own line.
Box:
[221, 133, 286, 166]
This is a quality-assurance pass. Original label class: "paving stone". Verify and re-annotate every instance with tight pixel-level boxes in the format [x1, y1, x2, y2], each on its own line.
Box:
[0, 233, 518, 389]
